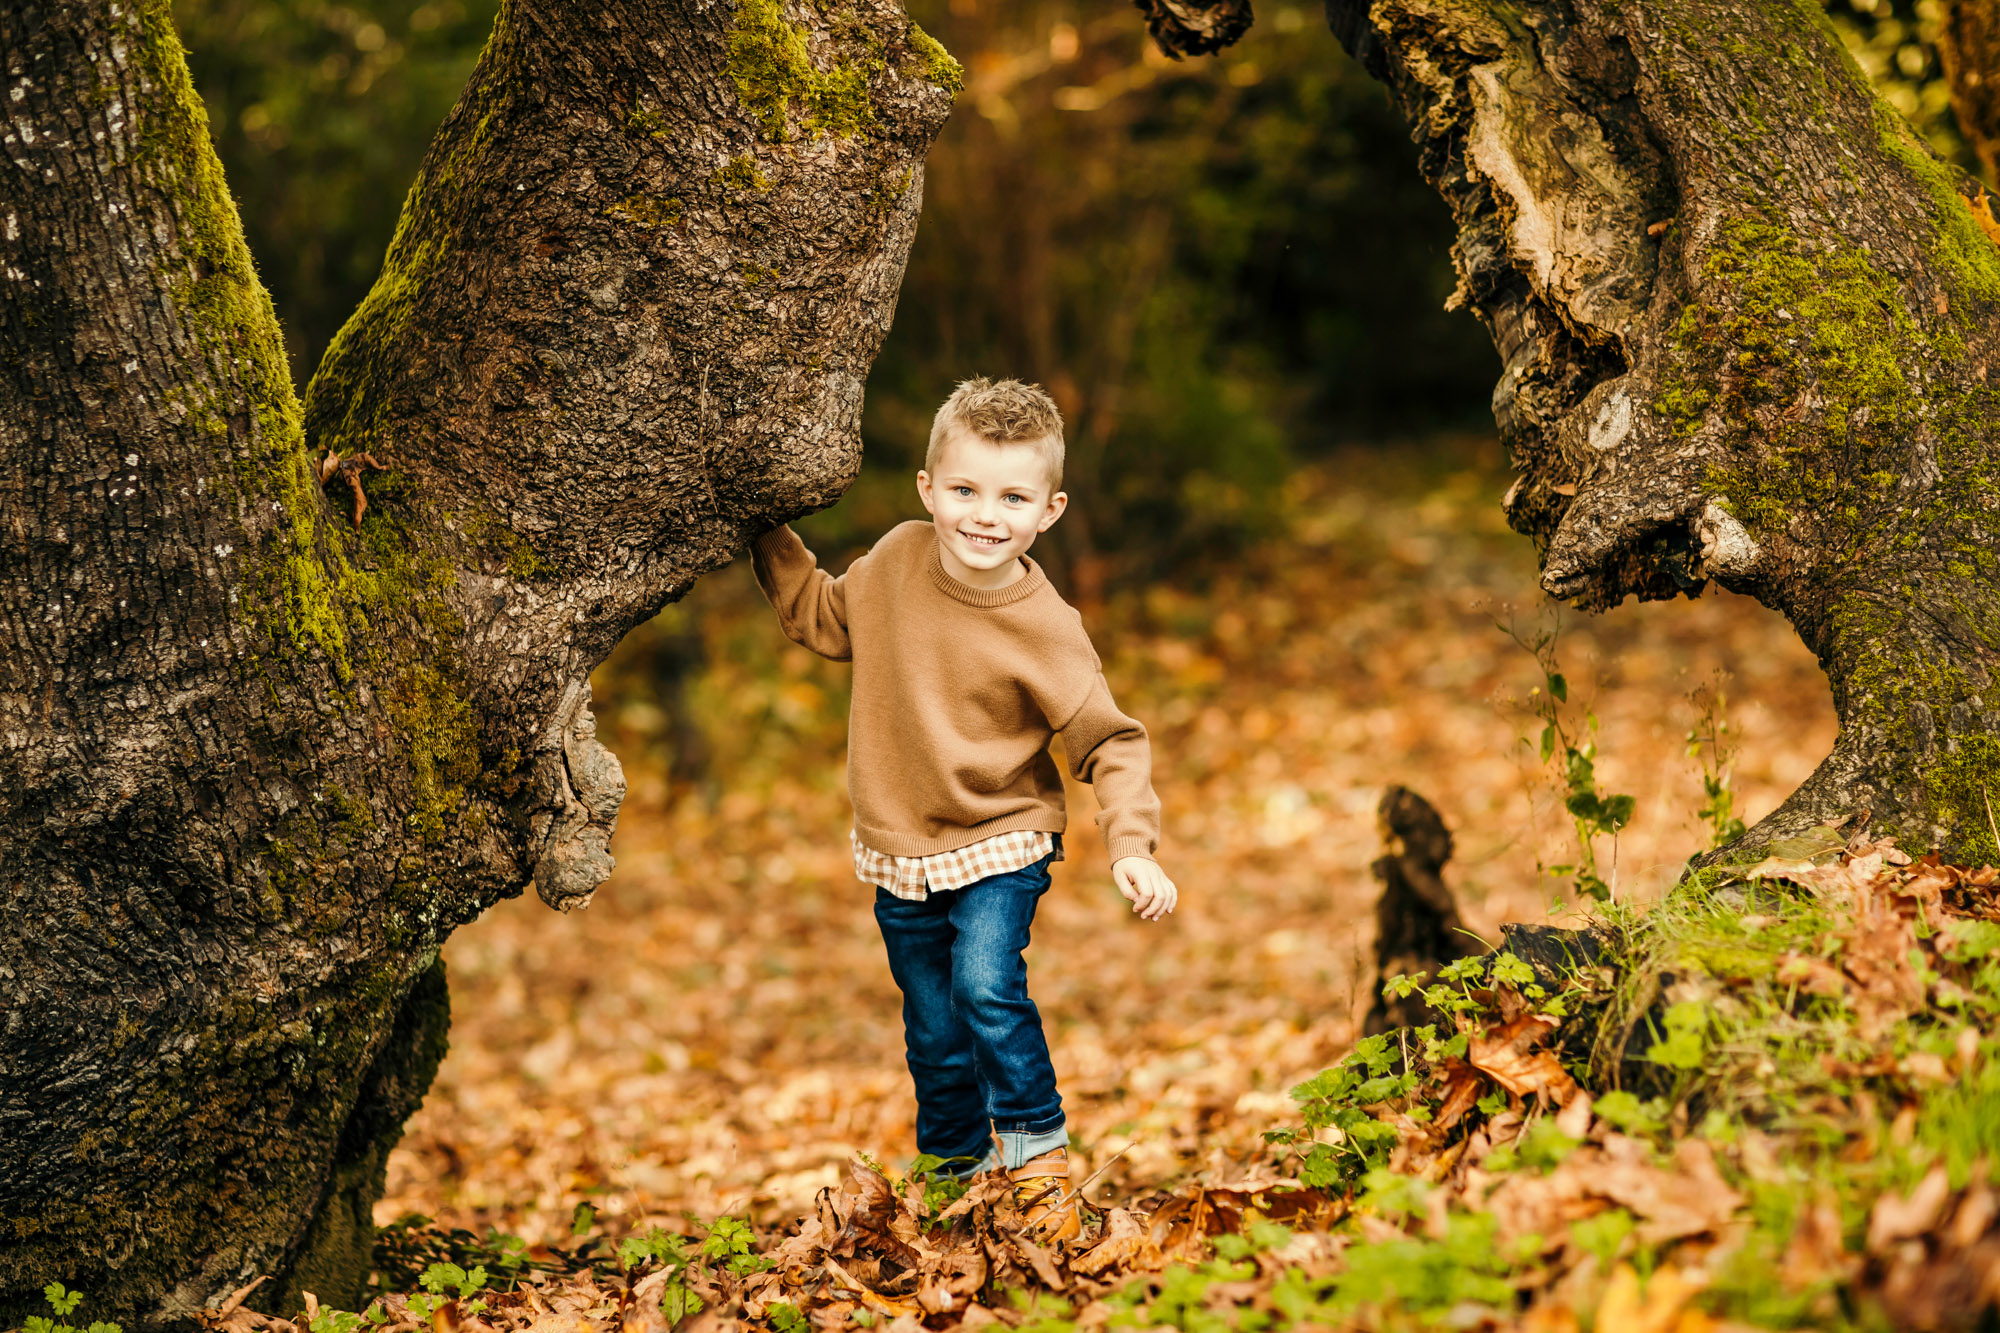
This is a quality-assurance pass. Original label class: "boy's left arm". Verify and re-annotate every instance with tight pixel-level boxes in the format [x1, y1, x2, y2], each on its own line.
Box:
[1056, 675, 1177, 921]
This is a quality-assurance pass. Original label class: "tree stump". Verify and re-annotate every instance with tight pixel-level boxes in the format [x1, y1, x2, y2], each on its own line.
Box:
[1364, 786, 1476, 1036]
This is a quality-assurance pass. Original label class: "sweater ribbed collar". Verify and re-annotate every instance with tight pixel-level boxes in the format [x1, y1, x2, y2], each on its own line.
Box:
[925, 535, 1049, 607]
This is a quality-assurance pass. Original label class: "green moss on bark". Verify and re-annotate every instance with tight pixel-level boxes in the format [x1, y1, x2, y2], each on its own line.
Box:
[604, 194, 683, 228]
[713, 153, 772, 192]
[131, 0, 350, 678]
[1875, 107, 2000, 312]
[907, 23, 964, 97]
[726, 0, 879, 142]
[1923, 738, 2000, 864]
[1671, 219, 1915, 540]
[389, 666, 482, 843]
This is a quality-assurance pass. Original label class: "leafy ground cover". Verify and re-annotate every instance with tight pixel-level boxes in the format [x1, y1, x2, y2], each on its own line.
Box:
[173, 841, 2000, 1331]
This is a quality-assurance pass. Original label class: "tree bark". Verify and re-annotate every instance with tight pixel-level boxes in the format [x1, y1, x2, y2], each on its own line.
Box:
[0, 0, 954, 1323]
[1242, 0, 2000, 862]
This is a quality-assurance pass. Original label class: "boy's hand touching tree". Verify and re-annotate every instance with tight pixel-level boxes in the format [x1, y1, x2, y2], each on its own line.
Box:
[1114, 857, 1179, 921]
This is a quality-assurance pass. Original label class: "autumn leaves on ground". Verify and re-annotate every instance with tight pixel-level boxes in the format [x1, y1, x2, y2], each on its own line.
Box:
[193, 440, 1999, 1328]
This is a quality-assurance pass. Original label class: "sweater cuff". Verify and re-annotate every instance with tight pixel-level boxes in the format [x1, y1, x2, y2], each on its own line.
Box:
[752, 525, 799, 560]
[1106, 836, 1157, 864]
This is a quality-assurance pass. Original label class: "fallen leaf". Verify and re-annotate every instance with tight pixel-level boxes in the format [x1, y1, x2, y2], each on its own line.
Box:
[1469, 1014, 1578, 1102]
[1869, 1165, 1954, 1252]
[1073, 1207, 1165, 1276]
[1555, 1089, 1593, 1141]
[1594, 1263, 1705, 1333]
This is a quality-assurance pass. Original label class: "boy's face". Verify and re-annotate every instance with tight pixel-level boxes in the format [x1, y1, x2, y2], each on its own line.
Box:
[916, 432, 1067, 589]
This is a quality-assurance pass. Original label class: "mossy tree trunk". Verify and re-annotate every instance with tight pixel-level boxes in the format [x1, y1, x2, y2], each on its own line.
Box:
[0, 0, 954, 1324]
[1156, 0, 2000, 861]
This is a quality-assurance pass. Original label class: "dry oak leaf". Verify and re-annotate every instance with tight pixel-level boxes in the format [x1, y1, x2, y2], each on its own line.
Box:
[822, 1258, 921, 1318]
[198, 1277, 285, 1333]
[1868, 1164, 1955, 1253]
[1073, 1206, 1167, 1276]
[1593, 1263, 1711, 1333]
[1841, 919, 1926, 1041]
[1780, 1188, 1855, 1291]
[1429, 1062, 1485, 1136]
[1469, 1013, 1579, 1102]
[1011, 1233, 1067, 1289]
[1592, 1139, 1745, 1246]
[1484, 1162, 1606, 1248]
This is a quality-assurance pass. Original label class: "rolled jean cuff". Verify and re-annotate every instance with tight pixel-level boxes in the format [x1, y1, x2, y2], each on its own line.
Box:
[996, 1123, 1069, 1170]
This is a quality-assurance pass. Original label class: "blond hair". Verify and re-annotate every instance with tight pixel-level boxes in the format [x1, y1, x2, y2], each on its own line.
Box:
[925, 377, 1066, 490]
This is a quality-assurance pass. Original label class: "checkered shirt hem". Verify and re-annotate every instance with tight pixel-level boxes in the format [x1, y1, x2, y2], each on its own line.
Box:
[853, 828, 1061, 901]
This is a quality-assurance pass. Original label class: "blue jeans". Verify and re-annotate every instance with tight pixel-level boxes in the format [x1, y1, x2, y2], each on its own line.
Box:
[873, 840, 1067, 1175]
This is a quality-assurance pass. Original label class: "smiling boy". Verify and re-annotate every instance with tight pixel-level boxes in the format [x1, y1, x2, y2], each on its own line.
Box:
[750, 377, 1175, 1240]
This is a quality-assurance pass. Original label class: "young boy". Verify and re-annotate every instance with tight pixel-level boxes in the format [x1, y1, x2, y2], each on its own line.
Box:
[750, 377, 1177, 1241]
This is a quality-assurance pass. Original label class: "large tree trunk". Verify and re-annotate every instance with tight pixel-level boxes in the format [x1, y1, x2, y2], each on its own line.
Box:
[0, 0, 954, 1323]
[1165, 0, 2000, 862]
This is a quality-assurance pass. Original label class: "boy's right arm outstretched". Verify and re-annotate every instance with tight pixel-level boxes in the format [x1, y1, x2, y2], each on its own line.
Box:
[751, 526, 852, 660]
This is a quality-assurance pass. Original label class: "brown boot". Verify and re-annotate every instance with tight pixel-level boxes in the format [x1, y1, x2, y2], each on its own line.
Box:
[1009, 1147, 1081, 1243]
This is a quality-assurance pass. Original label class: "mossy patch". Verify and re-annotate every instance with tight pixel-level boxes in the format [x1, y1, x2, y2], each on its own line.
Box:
[1921, 736, 2000, 865]
[604, 194, 683, 228]
[1668, 218, 1916, 541]
[712, 153, 771, 192]
[725, 0, 879, 142]
[131, 0, 350, 677]
[1875, 105, 2000, 312]
[627, 102, 670, 140]
[388, 665, 482, 843]
[1656, 202, 2000, 852]
[906, 22, 963, 97]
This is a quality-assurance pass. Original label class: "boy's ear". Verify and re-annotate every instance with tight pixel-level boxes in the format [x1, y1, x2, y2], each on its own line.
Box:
[1038, 491, 1068, 533]
[916, 469, 936, 515]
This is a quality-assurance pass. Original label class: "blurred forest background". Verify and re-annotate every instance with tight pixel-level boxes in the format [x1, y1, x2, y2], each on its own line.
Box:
[174, 0, 1966, 1237]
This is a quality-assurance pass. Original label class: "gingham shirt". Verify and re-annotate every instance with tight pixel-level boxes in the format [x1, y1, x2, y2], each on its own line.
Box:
[854, 828, 1062, 902]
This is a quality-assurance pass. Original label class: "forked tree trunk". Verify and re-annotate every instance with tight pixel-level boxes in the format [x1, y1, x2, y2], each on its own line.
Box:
[1150, 0, 2000, 862]
[0, 0, 954, 1322]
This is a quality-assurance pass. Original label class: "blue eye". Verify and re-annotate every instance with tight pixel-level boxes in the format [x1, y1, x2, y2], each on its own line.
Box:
[1004, 494, 1025, 504]
[953, 486, 973, 497]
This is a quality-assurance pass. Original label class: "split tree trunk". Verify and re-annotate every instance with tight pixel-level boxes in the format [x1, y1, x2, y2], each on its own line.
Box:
[1153, 0, 2000, 861]
[0, 0, 954, 1323]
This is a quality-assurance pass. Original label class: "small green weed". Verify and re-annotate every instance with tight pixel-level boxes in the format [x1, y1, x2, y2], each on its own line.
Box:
[1507, 616, 1636, 902]
[23, 1284, 121, 1333]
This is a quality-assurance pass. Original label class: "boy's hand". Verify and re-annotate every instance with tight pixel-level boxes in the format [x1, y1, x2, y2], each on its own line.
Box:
[1113, 857, 1178, 922]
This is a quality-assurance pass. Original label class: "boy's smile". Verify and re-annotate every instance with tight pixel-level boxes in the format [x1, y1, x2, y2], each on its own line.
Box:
[917, 433, 1068, 591]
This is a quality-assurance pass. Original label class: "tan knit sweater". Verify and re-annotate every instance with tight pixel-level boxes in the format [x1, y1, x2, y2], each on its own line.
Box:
[751, 522, 1160, 863]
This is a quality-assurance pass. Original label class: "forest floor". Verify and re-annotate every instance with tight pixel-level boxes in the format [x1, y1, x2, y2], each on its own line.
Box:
[336, 436, 2000, 1330]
